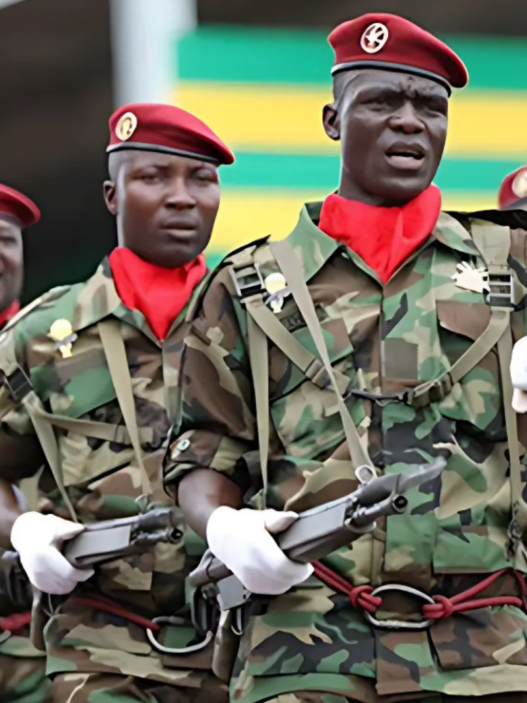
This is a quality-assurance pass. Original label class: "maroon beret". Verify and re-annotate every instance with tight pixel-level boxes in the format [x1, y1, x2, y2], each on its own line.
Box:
[329, 13, 468, 93]
[107, 103, 234, 165]
[498, 167, 527, 209]
[0, 184, 40, 228]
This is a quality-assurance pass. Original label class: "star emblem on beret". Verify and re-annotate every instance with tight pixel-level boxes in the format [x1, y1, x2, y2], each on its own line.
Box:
[360, 22, 389, 54]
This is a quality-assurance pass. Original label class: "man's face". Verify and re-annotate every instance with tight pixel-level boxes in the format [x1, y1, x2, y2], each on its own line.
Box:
[323, 69, 449, 205]
[104, 151, 221, 268]
[0, 215, 23, 312]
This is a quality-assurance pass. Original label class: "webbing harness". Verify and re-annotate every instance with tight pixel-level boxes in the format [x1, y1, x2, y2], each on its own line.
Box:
[230, 223, 527, 621]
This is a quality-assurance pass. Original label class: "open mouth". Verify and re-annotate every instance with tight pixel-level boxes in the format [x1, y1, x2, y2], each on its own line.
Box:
[385, 144, 426, 170]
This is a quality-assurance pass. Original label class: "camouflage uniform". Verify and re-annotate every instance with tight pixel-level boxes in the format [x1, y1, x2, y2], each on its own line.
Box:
[165, 203, 527, 703]
[0, 258, 227, 703]
[0, 312, 49, 703]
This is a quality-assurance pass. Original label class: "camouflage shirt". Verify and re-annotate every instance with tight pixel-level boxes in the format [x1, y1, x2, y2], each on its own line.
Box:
[166, 203, 527, 703]
[0, 257, 216, 689]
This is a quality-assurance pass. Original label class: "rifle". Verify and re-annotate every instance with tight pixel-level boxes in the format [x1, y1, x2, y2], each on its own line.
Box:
[63, 507, 184, 568]
[0, 550, 32, 612]
[188, 457, 446, 611]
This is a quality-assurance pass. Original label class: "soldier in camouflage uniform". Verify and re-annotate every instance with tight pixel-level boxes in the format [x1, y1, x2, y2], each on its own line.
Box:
[165, 13, 527, 703]
[0, 184, 50, 703]
[0, 103, 234, 702]
[499, 167, 527, 211]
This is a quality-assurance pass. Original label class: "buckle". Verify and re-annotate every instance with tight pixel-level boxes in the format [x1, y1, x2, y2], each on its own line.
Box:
[364, 584, 434, 630]
[305, 359, 331, 389]
[485, 270, 514, 308]
[410, 375, 453, 408]
[3, 367, 32, 404]
[229, 265, 265, 300]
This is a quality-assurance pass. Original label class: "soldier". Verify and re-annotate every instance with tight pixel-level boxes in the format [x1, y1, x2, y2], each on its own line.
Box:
[166, 12, 527, 703]
[0, 186, 48, 703]
[499, 166, 527, 211]
[0, 103, 234, 702]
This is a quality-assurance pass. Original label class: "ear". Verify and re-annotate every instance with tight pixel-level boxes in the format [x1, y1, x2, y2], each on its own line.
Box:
[323, 103, 341, 142]
[103, 181, 118, 215]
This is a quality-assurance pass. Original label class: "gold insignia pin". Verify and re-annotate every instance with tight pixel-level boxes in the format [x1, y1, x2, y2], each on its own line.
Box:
[48, 319, 77, 358]
[264, 273, 288, 313]
[115, 111, 138, 141]
[452, 261, 490, 294]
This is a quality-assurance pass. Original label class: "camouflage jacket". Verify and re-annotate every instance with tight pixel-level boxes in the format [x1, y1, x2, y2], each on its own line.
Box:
[165, 203, 527, 702]
[0, 257, 217, 687]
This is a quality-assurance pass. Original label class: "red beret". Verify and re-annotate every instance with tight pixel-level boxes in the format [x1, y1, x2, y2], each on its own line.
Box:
[329, 13, 468, 93]
[0, 184, 40, 228]
[498, 167, 527, 209]
[107, 103, 234, 165]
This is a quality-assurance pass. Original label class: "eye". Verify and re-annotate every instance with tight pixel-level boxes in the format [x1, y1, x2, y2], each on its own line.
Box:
[139, 171, 162, 183]
[194, 168, 218, 183]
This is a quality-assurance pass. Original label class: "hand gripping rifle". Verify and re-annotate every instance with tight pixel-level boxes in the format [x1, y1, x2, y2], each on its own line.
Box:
[63, 507, 184, 568]
[188, 458, 446, 611]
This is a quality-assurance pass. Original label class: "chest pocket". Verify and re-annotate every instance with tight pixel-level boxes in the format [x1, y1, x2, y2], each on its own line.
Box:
[267, 296, 359, 461]
[436, 299, 504, 437]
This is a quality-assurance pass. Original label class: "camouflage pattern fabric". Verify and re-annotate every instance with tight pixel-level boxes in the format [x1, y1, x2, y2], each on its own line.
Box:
[165, 203, 527, 703]
[0, 258, 225, 702]
[0, 315, 48, 703]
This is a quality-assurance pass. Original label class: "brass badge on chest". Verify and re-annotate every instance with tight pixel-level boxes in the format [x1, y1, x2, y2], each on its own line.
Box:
[48, 319, 78, 358]
[264, 273, 289, 313]
[452, 261, 490, 294]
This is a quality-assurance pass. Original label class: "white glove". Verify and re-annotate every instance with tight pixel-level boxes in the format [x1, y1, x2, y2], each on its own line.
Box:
[511, 336, 527, 413]
[11, 512, 94, 595]
[206, 506, 313, 595]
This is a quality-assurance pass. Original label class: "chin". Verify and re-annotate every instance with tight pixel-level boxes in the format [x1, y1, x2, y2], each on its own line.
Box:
[376, 179, 431, 206]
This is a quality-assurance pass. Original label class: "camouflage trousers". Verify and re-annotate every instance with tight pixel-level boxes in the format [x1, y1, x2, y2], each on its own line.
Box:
[0, 639, 51, 703]
[52, 672, 227, 703]
[264, 694, 527, 703]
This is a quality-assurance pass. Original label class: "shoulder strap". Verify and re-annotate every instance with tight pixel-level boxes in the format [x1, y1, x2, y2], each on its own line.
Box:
[98, 320, 152, 496]
[247, 314, 269, 509]
[270, 240, 372, 471]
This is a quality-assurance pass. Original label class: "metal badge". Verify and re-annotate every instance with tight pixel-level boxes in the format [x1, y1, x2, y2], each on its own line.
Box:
[48, 319, 77, 358]
[264, 272, 289, 313]
[360, 23, 389, 54]
[115, 111, 138, 141]
[451, 261, 490, 294]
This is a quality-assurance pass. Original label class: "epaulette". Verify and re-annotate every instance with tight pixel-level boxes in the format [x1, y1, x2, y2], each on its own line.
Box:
[448, 208, 527, 230]
[2, 285, 72, 333]
[217, 235, 271, 269]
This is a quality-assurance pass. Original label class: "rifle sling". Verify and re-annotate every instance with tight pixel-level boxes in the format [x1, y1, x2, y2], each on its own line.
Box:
[270, 240, 372, 470]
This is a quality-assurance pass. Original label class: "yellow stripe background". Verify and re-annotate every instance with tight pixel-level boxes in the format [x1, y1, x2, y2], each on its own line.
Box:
[175, 83, 527, 158]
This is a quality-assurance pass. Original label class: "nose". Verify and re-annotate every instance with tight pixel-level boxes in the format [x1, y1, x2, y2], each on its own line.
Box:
[388, 101, 424, 134]
[165, 177, 197, 209]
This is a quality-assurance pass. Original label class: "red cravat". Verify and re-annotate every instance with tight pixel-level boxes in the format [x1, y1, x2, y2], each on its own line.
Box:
[109, 248, 206, 341]
[0, 301, 20, 328]
[319, 185, 442, 283]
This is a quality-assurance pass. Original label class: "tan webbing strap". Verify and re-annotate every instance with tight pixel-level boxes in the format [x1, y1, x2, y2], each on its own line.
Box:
[23, 393, 77, 522]
[98, 321, 152, 495]
[270, 240, 372, 470]
[247, 311, 269, 509]
[20, 407, 154, 445]
[245, 297, 349, 395]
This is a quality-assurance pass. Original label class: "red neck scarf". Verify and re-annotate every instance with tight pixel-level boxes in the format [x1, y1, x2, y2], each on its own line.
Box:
[0, 301, 20, 328]
[319, 185, 442, 283]
[109, 247, 206, 341]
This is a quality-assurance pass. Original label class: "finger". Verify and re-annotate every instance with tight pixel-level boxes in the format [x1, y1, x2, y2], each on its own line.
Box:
[513, 388, 527, 414]
[264, 510, 299, 534]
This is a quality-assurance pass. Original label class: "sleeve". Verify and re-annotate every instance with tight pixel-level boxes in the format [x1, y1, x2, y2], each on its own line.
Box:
[0, 326, 40, 481]
[163, 269, 256, 495]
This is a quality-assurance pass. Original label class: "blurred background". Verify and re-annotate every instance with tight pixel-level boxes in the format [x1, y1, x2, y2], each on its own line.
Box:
[1, 0, 526, 300]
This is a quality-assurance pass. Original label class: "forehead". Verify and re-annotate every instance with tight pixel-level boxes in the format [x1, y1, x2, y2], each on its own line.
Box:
[122, 150, 214, 172]
[344, 68, 449, 98]
[0, 213, 22, 232]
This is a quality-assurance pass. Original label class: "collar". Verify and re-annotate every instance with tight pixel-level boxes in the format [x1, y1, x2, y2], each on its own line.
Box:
[285, 200, 482, 283]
